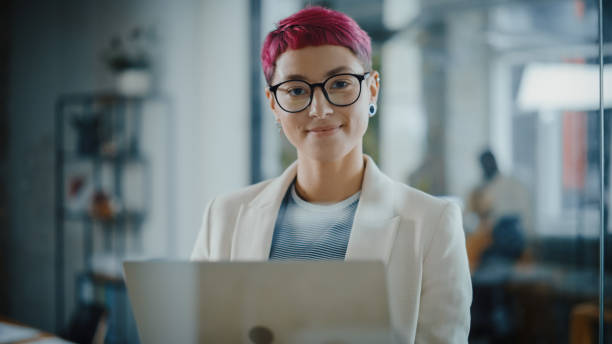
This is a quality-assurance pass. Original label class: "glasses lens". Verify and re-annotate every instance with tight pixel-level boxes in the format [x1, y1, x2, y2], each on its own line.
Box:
[324, 74, 361, 106]
[275, 80, 311, 112]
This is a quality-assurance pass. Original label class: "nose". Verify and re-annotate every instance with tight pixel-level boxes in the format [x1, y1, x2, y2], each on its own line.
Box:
[308, 87, 333, 118]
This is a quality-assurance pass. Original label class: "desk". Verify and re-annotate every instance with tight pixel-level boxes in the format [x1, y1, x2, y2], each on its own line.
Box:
[507, 264, 612, 298]
[0, 317, 73, 344]
[472, 263, 612, 343]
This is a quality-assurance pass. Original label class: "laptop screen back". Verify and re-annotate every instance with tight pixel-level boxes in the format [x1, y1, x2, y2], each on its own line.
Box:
[123, 261, 394, 344]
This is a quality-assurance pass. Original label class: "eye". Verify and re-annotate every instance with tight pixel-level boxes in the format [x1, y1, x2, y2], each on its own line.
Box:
[331, 80, 350, 89]
[287, 87, 307, 96]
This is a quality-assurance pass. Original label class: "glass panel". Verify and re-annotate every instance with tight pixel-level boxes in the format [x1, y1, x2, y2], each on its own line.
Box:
[381, 0, 602, 342]
[382, 1, 603, 342]
[602, 0, 612, 343]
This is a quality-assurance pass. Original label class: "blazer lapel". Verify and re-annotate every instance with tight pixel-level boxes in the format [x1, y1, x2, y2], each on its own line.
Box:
[230, 156, 400, 263]
[345, 156, 400, 264]
[230, 162, 297, 261]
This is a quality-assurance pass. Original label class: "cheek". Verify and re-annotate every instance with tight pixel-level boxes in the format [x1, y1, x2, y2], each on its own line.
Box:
[280, 117, 306, 142]
[357, 116, 369, 136]
[348, 107, 370, 135]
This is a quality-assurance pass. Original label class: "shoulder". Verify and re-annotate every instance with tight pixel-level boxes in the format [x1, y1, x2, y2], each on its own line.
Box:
[384, 178, 463, 253]
[364, 158, 460, 227]
[209, 178, 276, 213]
[192, 177, 281, 260]
[389, 179, 459, 220]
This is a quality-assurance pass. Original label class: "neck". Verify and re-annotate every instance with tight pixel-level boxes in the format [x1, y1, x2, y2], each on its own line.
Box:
[295, 147, 365, 203]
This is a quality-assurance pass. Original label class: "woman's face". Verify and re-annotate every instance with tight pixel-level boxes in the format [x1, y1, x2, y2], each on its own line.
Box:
[266, 45, 379, 163]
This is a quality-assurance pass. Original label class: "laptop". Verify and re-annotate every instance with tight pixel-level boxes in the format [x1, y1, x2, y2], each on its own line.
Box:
[123, 260, 398, 344]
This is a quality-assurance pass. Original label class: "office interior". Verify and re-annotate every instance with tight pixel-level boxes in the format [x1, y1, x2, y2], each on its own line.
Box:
[0, 0, 611, 343]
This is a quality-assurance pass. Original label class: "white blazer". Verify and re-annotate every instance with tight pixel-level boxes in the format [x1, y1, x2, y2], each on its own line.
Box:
[191, 156, 472, 343]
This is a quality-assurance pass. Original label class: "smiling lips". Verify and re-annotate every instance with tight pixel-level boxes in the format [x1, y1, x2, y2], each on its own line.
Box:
[307, 125, 342, 135]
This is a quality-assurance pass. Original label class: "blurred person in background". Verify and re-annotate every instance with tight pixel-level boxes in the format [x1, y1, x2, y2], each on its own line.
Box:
[465, 149, 529, 342]
[465, 149, 531, 273]
[191, 6, 471, 343]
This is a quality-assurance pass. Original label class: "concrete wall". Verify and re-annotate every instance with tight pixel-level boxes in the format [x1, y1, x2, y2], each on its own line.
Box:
[0, 0, 11, 318]
[7, 0, 63, 330]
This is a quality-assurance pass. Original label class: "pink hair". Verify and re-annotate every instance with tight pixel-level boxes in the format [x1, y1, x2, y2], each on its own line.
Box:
[261, 6, 372, 84]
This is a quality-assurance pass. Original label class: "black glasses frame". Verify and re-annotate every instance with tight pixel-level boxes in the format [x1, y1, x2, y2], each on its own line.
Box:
[268, 72, 371, 113]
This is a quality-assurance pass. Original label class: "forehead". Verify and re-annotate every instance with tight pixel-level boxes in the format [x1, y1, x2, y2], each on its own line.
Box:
[272, 45, 364, 84]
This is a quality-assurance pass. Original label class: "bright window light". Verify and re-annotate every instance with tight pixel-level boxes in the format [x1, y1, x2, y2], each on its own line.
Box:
[517, 63, 611, 112]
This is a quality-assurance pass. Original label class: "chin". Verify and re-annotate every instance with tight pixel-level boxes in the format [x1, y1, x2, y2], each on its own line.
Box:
[303, 145, 354, 163]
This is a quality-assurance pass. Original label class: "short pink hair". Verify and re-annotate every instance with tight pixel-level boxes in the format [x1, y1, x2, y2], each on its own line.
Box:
[261, 6, 372, 84]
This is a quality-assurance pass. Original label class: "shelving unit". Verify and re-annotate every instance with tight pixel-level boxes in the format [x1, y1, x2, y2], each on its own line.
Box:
[54, 92, 161, 343]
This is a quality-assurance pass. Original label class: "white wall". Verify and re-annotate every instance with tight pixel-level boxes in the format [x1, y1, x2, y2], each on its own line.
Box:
[380, 37, 426, 182]
[444, 11, 491, 198]
[167, 0, 251, 258]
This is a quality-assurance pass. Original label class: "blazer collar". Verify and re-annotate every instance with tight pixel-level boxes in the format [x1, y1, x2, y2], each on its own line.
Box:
[345, 156, 400, 263]
[230, 155, 400, 263]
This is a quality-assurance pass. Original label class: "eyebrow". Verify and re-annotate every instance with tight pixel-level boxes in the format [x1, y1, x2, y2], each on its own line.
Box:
[284, 66, 355, 82]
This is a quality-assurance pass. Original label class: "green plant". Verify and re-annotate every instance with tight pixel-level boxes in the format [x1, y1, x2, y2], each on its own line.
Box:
[102, 26, 156, 73]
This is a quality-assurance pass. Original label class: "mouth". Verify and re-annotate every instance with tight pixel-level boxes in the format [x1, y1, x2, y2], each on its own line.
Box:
[307, 125, 342, 135]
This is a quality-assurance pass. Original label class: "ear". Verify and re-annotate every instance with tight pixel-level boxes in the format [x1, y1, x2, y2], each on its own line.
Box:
[265, 88, 281, 122]
[265, 88, 277, 111]
[368, 70, 380, 103]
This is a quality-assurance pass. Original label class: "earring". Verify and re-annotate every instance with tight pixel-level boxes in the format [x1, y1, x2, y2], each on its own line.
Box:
[368, 103, 377, 117]
[275, 121, 282, 133]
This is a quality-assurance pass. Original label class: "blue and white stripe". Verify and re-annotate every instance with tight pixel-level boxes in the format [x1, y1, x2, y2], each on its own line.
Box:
[268, 182, 360, 260]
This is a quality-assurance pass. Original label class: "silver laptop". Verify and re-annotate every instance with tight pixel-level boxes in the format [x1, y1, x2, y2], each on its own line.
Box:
[123, 260, 398, 344]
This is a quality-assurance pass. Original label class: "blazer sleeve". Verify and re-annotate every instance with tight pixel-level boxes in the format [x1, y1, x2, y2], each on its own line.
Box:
[415, 202, 472, 343]
[190, 199, 215, 261]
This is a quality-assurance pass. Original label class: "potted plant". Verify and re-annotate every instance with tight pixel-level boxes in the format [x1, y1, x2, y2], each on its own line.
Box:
[102, 27, 156, 96]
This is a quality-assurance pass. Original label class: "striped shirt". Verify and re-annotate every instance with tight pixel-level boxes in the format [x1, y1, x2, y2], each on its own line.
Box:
[268, 181, 360, 260]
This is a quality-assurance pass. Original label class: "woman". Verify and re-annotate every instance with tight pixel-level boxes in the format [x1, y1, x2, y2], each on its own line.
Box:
[191, 6, 471, 343]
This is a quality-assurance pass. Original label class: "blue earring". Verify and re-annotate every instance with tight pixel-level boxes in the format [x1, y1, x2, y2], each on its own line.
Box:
[369, 104, 377, 117]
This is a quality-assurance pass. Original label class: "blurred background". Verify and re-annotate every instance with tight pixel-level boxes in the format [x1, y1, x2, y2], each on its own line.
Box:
[0, 0, 611, 343]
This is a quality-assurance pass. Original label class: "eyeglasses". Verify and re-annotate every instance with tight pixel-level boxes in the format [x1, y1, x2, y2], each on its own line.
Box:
[269, 72, 370, 113]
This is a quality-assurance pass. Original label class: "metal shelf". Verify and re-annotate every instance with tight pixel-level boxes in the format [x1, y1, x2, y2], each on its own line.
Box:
[54, 92, 162, 343]
[61, 151, 149, 164]
[63, 209, 146, 225]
